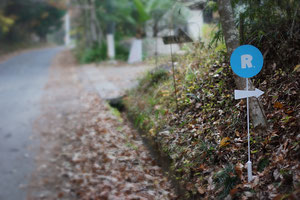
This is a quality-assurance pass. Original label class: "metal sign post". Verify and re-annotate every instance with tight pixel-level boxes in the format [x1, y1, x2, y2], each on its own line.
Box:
[162, 28, 193, 112]
[246, 77, 252, 182]
[230, 45, 264, 182]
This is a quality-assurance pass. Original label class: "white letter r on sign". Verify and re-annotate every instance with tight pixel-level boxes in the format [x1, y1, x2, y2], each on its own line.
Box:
[241, 54, 253, 68]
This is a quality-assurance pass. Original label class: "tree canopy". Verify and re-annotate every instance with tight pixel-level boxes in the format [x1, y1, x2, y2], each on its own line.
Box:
[0, 0, 65, 43]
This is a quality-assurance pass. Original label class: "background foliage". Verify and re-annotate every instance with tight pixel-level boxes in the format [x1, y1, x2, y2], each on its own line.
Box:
[73, 0, 189, 63]
[0, 0, 65, 44]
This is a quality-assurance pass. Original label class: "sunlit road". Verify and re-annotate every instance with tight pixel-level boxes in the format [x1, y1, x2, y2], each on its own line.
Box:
[0, 47, 63, 200]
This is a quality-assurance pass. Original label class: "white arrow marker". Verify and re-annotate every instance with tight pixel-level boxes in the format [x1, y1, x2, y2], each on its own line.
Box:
[234, 88, 264, 100]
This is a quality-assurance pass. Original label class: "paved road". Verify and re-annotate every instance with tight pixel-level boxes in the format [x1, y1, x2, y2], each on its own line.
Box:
[0, 47, 63, 200]
[79, 63, 153, 99]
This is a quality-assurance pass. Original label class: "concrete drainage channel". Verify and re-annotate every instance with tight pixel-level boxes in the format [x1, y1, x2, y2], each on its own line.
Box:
[78, 64, 190, 199]
[107, 97, 189, 199]
[107, 96, 125, 112]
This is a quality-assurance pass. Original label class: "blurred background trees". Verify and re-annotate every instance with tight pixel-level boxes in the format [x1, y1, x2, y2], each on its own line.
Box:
[0, 0, 298, 67]
[232, 0, 300, 72]
[72, 0, 189, 63]
[0, 0, 65, 51]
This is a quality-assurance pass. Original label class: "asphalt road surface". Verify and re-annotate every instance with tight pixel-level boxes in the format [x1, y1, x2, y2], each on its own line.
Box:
[0, 47, 63, 200]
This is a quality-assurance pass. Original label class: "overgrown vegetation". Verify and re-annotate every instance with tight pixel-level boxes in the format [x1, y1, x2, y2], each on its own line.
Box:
[78, 43, 107, 64]
[233, 0, 300, 77]
[214, 164, 240, 199]
[76, 41, 130, 64]
[125, 37, 299, 198]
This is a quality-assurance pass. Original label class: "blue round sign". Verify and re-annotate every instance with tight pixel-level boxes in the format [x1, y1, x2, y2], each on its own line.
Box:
[230, 45, 263, 78]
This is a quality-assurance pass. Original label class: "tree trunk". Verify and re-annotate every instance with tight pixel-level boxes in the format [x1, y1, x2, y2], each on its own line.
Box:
[84, 9, 92, 47]
[88, 0, 103, 46]
[217, 0, 267, 131]
[75, 0, 92, 47]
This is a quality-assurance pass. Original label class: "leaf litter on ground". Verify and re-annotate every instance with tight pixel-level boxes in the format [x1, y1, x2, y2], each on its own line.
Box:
[28, 51, 177, 200]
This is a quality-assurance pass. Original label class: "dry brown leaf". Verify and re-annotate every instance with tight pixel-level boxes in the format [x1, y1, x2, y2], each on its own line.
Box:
[220, 137, 230, 148]
[272, 194, 283, 200]
[293, 64, 300, 72]
[235, 163, 243, 179]
[230, 188, 239, 197]
[57, 192, 64, 198]
[274, 102, 283, 109]
[186, 182, 194, 191]
[235, 130, 240, 137]
[197, 186, 205, 195]
[196, 164, 206, 171]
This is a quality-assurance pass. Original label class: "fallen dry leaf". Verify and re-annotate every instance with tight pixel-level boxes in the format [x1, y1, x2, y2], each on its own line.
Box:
[197, 186, 205, 195]
[220, 137, 230, 147]
[274, 102, 283, 109]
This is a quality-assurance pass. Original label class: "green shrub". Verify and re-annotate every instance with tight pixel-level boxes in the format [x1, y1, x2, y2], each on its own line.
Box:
[214, 164, 240, 199]
[80, 43, 107, 64]
[137, 68, 169, 92]
[78, 41, 129, 63]
[257, 157, 269, 172]
[115, 42, 129, 61]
